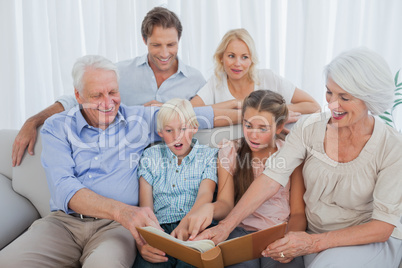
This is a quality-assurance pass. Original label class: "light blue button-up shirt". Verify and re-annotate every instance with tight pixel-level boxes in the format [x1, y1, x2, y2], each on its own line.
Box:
[138, 139, 218, 224]
[40, 104, 214, 214]
[58, 54, 206, 110]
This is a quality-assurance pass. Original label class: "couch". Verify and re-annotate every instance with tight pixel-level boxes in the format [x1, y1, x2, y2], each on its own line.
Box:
[0, 125, 243, 250]
[2, 125, 401, 268]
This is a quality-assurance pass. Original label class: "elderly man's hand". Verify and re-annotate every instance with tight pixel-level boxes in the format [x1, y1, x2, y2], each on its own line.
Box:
[12, 119, 38, 166]
[117, 206, 162, 246]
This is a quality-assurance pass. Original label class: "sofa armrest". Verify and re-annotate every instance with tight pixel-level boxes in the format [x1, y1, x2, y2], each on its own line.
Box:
[11, 127, 51, 218]
[0, 174, 40, 250]
[0, 128, 51, 219]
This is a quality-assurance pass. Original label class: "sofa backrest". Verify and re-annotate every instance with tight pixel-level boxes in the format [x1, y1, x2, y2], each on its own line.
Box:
[0, 125, 243, 219]
[0, 130, 15, 180]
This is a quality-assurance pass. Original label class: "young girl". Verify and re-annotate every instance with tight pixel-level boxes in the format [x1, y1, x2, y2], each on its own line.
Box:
[177, 90, 306, 267]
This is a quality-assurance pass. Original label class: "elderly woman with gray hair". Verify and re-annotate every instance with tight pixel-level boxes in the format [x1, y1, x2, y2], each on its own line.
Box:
[195, 47, 402, 267]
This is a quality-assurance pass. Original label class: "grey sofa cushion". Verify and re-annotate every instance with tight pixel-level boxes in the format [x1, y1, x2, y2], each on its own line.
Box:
[0, 174, 40, 249]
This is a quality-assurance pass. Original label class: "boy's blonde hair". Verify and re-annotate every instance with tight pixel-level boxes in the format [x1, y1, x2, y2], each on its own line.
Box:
[157, 98, 199, 132]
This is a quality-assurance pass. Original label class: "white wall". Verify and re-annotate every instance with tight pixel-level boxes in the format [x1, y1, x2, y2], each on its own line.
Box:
[1, 0, 401, 130]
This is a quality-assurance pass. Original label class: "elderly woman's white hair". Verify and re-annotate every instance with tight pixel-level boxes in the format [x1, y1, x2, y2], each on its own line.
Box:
[72, 55, 119, 93]
[324, 47, 394, 115]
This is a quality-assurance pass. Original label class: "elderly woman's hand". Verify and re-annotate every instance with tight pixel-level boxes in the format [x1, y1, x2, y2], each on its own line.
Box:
[262, 231, 315, 262]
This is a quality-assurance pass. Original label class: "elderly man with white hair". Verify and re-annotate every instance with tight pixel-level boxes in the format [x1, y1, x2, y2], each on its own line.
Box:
[0, 55, 238, 267]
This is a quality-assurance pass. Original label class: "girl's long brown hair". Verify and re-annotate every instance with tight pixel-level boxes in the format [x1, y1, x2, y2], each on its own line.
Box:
[233, 90, 288, 204]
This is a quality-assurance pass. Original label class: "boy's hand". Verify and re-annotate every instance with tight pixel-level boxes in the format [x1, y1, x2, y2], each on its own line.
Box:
[186, 203, 214, 240]
[171, 220, 190, 241]
[136, 241, 168, 263]
[171, 203, 214, 241]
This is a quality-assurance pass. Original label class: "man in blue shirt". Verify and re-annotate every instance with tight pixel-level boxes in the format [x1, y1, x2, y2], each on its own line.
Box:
[0, 55, 228, 267]
[12, 7, 206, 167]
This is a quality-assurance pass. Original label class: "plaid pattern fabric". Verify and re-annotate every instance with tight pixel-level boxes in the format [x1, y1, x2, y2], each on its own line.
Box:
[138, 138, 218, 224]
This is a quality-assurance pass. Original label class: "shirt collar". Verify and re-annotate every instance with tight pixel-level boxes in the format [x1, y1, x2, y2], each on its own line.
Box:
[136, 53, 149, 67]
[138, 53, 188, 78]
[75, 105, 127, 135]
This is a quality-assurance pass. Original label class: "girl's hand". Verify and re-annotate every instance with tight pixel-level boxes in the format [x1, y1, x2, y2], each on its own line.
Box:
[192, 222, 231, 245]
[262, 231, 314, 262]
[136, 241, 168, 263]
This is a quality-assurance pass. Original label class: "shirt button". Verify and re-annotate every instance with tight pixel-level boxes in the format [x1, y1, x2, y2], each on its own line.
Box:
[89, 175, 92, 178]
[94, 157, 98, 160]
[180, 209, 183, 212]
[176, 170, 178, 173]
[172, 184, 175, 187]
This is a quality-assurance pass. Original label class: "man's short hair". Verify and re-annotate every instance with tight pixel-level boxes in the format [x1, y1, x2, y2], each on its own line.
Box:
[157, 98, 199, 132]
[72, 55, 119, 93]
[141, 7, 182, 42]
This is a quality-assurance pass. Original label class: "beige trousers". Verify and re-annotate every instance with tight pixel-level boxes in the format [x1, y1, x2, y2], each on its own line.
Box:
[0, 211, 136, 268]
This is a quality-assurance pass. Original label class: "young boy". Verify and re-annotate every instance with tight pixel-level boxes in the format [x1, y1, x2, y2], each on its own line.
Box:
[133, 98, 218, 267]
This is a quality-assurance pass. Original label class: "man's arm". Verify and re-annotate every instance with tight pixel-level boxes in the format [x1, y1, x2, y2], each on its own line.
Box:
[40, 116, 160, 246]
[193, 106, 241, 130]
[12, 102, 64, 166]
[213, 108, 241, 127]
[68, 188, 160, 245]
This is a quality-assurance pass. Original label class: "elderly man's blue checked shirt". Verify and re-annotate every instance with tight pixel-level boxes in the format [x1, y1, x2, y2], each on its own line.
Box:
[40, 104, 214, 214]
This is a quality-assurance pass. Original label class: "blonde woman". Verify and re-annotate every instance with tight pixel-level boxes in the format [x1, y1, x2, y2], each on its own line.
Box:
[191, 28, 320, 122]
